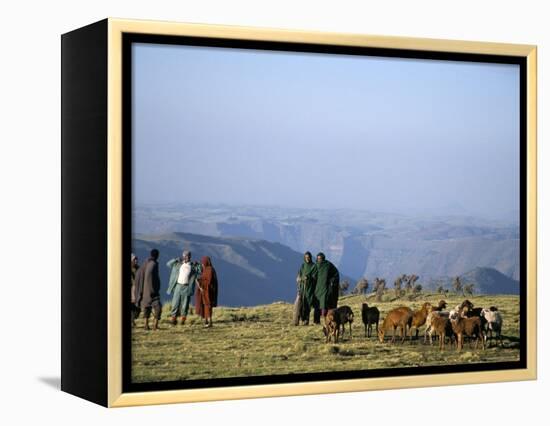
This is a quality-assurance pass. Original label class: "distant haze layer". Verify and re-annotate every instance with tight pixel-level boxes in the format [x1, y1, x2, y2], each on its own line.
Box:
[133, 204, 520, 282]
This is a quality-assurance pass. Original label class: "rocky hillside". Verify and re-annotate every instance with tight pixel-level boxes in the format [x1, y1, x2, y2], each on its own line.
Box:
[133, 232, 353, 307]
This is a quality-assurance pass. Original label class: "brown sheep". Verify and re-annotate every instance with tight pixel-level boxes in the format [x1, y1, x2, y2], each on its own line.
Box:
[429, 315, 454, 351]
[424, 310, 450, 344]
[378, 307, 413, 344]
[410, 302, 432, 341]
[450, 314, 485, 351]
[423, 300, 448, 344]
[323, 309, 341, 343]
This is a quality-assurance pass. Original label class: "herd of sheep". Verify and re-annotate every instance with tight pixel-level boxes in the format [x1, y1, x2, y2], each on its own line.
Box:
[322, 299, 504, 351]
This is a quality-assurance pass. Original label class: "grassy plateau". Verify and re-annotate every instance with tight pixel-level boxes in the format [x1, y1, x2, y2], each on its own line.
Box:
[131, 293, 520, 383]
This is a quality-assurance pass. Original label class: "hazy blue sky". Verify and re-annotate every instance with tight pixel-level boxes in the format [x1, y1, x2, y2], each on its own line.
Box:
[132, 42, 520, 218]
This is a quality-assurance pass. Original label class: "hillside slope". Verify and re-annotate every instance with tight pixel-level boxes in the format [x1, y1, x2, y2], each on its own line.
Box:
[426, 266, 520, 295]
[133, 232, 302, 306]
[460, 267, 520, 295]
[133, 232, 353, 306]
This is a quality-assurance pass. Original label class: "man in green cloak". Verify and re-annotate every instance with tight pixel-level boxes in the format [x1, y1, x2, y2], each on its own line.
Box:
[293, 251, 316, 326]
[311, 252, 340, 321]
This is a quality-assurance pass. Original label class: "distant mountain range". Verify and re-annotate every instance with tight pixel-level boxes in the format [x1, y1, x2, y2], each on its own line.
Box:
[133, 232, 520, 307]
[426, 267, 520, 295]
[133, 232, 354, 307]
[133, 203, 520, 282]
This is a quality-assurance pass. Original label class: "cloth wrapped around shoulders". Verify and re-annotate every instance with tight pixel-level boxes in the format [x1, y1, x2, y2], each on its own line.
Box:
[134, 258, 161, 308]
[312, 260, 339, 310]
[198, 256, 218, 307]
[297, 261, 317, 306]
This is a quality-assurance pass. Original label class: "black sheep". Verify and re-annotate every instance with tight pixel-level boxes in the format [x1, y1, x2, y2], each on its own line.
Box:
[361, 303, 380, 338]
[334, 305, 354, 339]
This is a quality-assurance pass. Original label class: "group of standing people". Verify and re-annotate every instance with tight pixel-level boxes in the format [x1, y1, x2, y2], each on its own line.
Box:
[295, 251, 340, 326]
[129, 247, 335, 330]
[131, 249, 219, 330]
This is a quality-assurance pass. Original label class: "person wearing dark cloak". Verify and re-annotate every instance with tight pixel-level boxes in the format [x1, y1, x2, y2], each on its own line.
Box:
[293, 251, 316, 325]
[130, 253, 140, 326]
[311, 252, 340, 321]
[134, 249, 162, 330]
[197, 256, 219, 328]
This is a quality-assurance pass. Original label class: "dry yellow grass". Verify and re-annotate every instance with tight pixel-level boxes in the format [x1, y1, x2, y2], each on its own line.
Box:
[131, 293, 520, 383]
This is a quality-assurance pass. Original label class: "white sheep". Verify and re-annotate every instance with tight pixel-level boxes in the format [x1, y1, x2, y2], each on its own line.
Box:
[481, 308, 504, 347]
[449, 304, 464, 321]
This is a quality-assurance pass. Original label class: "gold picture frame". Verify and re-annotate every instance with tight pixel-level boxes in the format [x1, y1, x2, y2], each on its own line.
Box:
[61, 17, 537, 407]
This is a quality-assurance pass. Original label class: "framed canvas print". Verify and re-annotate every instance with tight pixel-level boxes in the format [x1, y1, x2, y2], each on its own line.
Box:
[61, 18, 537, 407]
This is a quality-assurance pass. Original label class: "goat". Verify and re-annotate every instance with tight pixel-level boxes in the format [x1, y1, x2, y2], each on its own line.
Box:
[361, 303, 380, 338]
[481, 308, 504, 347]
[378, 307, 413, 344]
[450, 314, 485, 351]
[410, 302, 432, 341]
[323, 309, 341, 343]
[334, 305, 354, 339]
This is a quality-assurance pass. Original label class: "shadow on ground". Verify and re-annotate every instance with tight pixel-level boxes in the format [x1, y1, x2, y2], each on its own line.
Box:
[38, 377, 60, 390]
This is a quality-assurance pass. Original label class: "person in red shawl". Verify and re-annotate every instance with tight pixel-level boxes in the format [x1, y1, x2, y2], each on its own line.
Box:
[196, 256, 219, 327]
